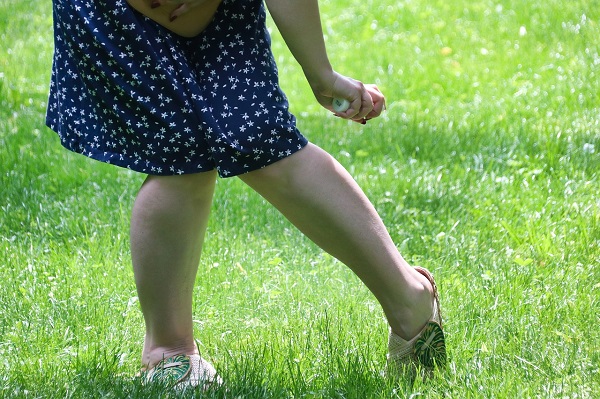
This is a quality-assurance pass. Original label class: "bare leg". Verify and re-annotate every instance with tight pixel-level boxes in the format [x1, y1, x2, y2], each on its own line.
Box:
[239, 144, 433, 339]
[130, 171, 217, 368]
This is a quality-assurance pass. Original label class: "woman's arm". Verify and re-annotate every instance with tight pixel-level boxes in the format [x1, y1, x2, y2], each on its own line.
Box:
[265, 0, 384, 121]
[264, 0, 333, 91]
[153, 0, 384, 120]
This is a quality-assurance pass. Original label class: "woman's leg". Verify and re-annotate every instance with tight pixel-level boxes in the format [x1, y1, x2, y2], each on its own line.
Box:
[130, 171, 218, 368]
[239, 144, 433, 340]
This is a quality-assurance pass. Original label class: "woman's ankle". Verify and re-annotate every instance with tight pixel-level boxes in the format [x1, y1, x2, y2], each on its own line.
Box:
[387, 272, 435, 340]
[142, 337, 199, 369]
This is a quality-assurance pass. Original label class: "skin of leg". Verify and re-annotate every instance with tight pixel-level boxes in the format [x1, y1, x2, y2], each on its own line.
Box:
[239, 143, 434, 340]
[130, 171, 217, 368]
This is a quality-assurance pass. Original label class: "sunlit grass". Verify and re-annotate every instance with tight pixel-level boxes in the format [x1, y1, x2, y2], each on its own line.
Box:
[1, 0, 599, 397]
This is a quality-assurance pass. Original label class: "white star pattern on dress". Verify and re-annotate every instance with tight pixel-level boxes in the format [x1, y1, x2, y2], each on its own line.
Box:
[47, 0, 308, 177]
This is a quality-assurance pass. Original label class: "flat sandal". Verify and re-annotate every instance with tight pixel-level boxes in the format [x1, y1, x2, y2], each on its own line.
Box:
[142, 353, 222, 390]
[386, 266, 447, 380]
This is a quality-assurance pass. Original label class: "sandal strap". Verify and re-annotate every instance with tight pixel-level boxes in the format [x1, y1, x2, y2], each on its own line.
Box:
[414, 266, 443, 328]
[162, 361, 184, 369]
[145, 354, 192, 385]
[143, 353, 222, 389]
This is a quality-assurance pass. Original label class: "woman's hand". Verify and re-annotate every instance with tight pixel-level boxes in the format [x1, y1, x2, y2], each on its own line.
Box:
[151, 0, 209, 21]
[312, 72, 386, 124]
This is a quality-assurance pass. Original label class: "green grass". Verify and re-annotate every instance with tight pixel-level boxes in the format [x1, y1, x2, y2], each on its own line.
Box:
[1, 0, 599, 397]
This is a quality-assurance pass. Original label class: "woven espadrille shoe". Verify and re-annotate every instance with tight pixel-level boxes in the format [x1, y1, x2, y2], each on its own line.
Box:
[387, 266, 446, 381]
[143, 353, 222, 390]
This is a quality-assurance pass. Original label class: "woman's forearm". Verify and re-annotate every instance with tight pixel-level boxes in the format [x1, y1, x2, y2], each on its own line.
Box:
[265, 0, 334, 90]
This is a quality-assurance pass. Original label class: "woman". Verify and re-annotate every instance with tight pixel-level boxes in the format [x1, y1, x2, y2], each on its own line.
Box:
[46, 0, 446, 388]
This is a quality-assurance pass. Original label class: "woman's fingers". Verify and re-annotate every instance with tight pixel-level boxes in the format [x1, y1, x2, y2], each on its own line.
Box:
[362, 84, 386, 121]
[345, 84, 385, 124]
[150, 0, 208, 20]
[169, 2, 191, 21]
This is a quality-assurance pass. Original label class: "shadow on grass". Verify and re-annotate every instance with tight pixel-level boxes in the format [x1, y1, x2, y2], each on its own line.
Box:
[0, 336, 451, 399]
[0, 348, 287, 399]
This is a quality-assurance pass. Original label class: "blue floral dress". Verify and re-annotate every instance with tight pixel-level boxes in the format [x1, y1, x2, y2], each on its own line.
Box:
[46, 0, 308, 177]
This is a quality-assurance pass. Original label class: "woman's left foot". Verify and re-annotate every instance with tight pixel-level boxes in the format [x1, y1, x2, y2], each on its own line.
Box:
[387, 266, 447, 380]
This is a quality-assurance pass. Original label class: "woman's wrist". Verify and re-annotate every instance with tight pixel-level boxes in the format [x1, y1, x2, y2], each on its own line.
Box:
[304, 65, 336, 95]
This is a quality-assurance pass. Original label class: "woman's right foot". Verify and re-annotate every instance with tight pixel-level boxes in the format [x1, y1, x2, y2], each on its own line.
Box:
[142, 353, 222, 390]
[141, 338, 222, 389]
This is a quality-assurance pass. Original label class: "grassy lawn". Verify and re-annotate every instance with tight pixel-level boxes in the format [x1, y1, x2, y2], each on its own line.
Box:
[1, 0, 598, 397]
